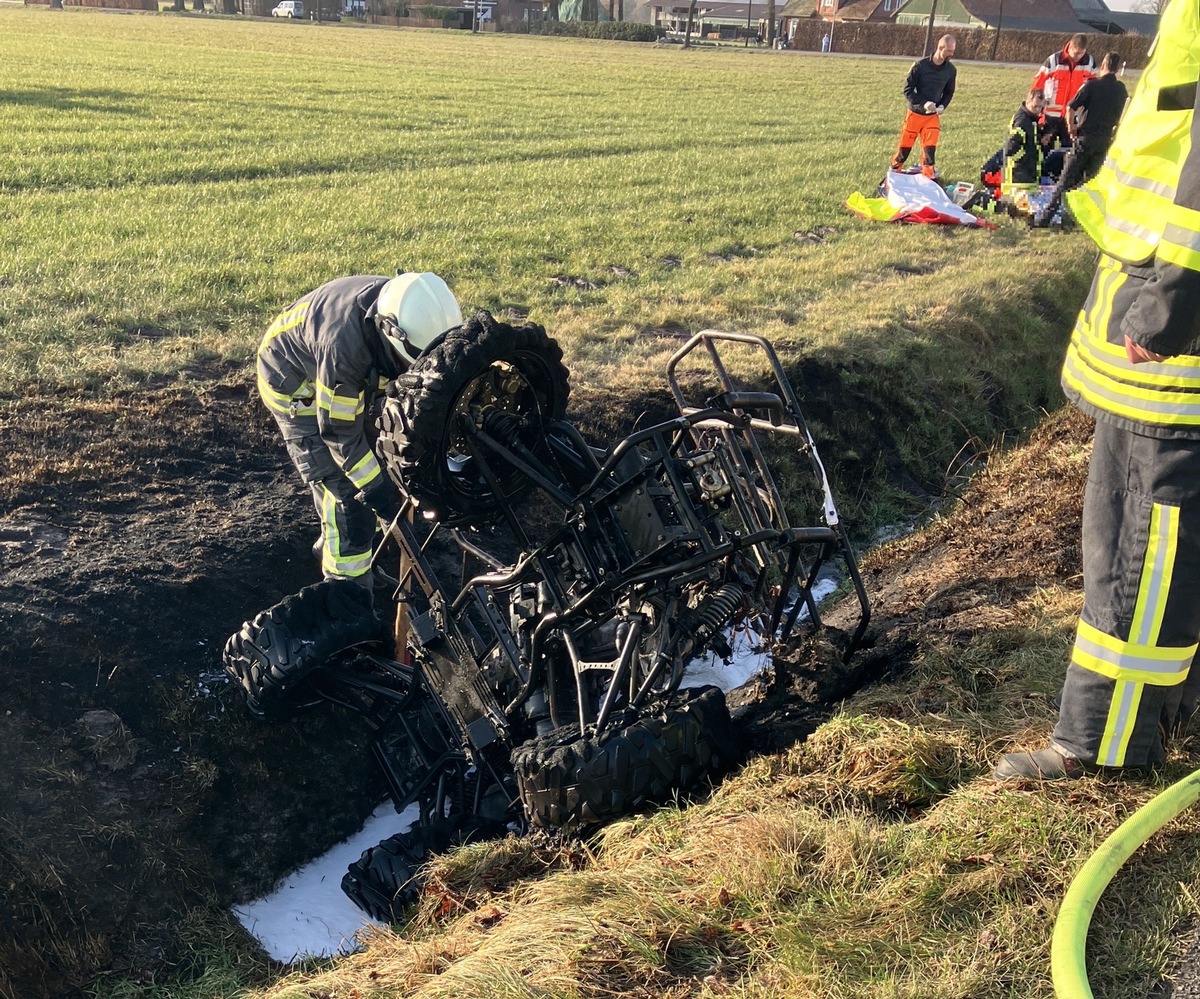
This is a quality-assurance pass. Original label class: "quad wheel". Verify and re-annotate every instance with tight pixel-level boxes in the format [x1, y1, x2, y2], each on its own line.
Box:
[341, 826, 430, 923]
[375, 310, 570, 524]
[222, 579, 383, 720]
[511, 685, 737, 832]
[342, 814, 509, 923]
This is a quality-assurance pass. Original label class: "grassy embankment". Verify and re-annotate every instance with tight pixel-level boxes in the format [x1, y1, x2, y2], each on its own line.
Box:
[2, 9, 1095, 526]
[8, 13, 1189, 999]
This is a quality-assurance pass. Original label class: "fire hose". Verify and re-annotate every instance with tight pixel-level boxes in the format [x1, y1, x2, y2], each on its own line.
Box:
[1052, 769, 1200, 998]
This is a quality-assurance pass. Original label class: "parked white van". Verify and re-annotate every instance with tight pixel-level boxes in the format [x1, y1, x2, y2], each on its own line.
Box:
[271, 1, 304, 16]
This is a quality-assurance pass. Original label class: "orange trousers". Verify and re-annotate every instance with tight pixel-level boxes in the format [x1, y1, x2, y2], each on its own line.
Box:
[892, 109, 941, 176]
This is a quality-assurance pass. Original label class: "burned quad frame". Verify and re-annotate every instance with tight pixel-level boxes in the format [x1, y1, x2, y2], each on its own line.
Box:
[225, 314, 869, 922]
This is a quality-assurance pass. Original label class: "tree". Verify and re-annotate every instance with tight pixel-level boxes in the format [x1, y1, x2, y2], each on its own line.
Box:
[684, 0, 696, 47]
[765, 0, 775, 45]
[1132, 0, 1169, 11]
[922, 0, 937, 57]
[989, 0, 1003, 61]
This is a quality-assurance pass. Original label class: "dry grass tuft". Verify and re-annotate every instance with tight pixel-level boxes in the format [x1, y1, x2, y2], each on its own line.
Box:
[783, 715, 976, 813]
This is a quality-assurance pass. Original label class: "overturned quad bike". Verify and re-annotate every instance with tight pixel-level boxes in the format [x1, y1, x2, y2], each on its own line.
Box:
[224, 311, 870, 923]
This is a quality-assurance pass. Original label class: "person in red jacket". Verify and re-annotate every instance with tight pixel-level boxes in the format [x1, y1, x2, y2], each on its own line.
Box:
[1033, 32, 1096, 151]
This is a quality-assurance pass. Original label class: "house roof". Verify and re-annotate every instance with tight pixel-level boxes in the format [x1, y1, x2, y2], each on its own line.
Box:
[1076, 10, 1160, 34]
[959, 0, 1092, 32]
[778, 0, 817, 15]
[836, 0, 890, 20]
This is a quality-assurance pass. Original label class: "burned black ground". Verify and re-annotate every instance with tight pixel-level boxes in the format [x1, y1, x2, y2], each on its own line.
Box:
[7, 375, 1190, 998]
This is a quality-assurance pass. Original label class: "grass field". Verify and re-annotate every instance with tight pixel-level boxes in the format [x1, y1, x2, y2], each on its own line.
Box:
[2, 9, 1092, 403]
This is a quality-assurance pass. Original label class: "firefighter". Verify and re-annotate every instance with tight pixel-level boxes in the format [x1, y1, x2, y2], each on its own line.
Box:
[1033, 32, 1096, 151]
[979, 88, 1048, 192]
[257, 272, 462, 587]
[995, 2, 1200, 780]
[890, 34, 957, 180]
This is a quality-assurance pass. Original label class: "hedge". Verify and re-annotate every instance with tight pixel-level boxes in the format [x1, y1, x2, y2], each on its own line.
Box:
[25, 0, 160, 8]
[497, 19, 659, 39]
[786, 21, 1156, 69]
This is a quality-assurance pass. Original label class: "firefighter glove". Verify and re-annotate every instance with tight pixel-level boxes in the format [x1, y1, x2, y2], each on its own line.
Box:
[359, 479, 402, 527]
[936, 105, 945, 114]
[923, 101, 937, 113]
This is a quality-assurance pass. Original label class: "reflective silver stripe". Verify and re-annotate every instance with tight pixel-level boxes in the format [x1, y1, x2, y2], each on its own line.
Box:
[1100, 681, 1137, 767]
[1073, 631, 1191, 677]
[1101, 158, 1178, 201]
[346, 452, 382, 490]
[1102, 209, 1161, 245]
[316, 382, 365, 422]
[1073, 328, 1200, 382]
[1135, 506, 1174, 646]
[1163, 221, 1200, 255]
[317, 485, 372, 577]
[1064, 351, 1200, 421]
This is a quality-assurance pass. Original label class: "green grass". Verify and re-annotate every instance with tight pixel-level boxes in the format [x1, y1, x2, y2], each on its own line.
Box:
[2, 9, 1093, 404]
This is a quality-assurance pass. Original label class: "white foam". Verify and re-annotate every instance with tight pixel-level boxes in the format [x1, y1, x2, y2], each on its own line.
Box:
[232, 801, 418, 963]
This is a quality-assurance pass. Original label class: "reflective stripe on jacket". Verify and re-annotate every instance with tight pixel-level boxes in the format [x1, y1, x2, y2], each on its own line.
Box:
[1003, 103, 1043, 186]
[1061, 2, 1200, 436]
[1033, 46, 1096, 118]
[1067, 8, 1200, 267]
[257, 275, 398, 491]
[1063, 255, 1200, 437]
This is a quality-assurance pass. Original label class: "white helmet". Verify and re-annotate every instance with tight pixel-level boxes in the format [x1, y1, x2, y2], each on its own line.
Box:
[373, 272, 463, 365]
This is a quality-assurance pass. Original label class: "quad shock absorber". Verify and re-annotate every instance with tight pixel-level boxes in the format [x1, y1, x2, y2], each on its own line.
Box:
[679, 583, 746, 655]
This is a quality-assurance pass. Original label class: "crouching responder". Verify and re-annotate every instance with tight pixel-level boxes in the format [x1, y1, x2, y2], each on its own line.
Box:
[980, 88, 1048, 195]
[994, 2, 1200, 781]
[257, 272, 463, 587]
[891, 33, 957, 180]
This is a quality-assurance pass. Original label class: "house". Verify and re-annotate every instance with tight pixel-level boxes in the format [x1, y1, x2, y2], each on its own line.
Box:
[796, 0, 902, 20]
[652, 0, 782, 40]
[894, 0, 1093, 34]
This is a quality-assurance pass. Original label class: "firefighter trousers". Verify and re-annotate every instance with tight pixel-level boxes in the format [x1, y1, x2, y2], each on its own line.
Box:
[273, 413, 377, 583]
[1053, 420, 1200, 767]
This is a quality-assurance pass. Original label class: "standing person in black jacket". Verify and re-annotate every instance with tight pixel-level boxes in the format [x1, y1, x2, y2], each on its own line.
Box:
[1034, 51, 1129, 226]
[890, 34, 957, 180]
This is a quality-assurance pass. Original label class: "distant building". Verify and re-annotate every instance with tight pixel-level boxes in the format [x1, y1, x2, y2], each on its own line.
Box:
[652, 0, 781, 39]
[777, 0, 901, 48]
[894, 0, 1093, 33]
[779, 0, 899, 22]
[1072, 0, 1159, 35]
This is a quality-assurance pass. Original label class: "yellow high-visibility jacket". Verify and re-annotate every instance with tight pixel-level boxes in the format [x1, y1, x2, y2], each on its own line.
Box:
[1063, 0, 1200, 435]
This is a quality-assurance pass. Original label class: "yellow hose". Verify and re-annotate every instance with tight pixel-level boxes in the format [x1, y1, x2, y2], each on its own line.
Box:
[1052, 769, 1200, 999]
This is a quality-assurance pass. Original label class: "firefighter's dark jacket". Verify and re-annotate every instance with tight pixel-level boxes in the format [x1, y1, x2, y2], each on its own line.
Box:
[1003, 103, 1043, 184]
[903, 56, 956, 114]
[257, 275, 401, 507]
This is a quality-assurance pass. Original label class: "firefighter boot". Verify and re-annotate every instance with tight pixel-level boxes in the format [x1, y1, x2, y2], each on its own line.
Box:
[993, 744, 1092, 781]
